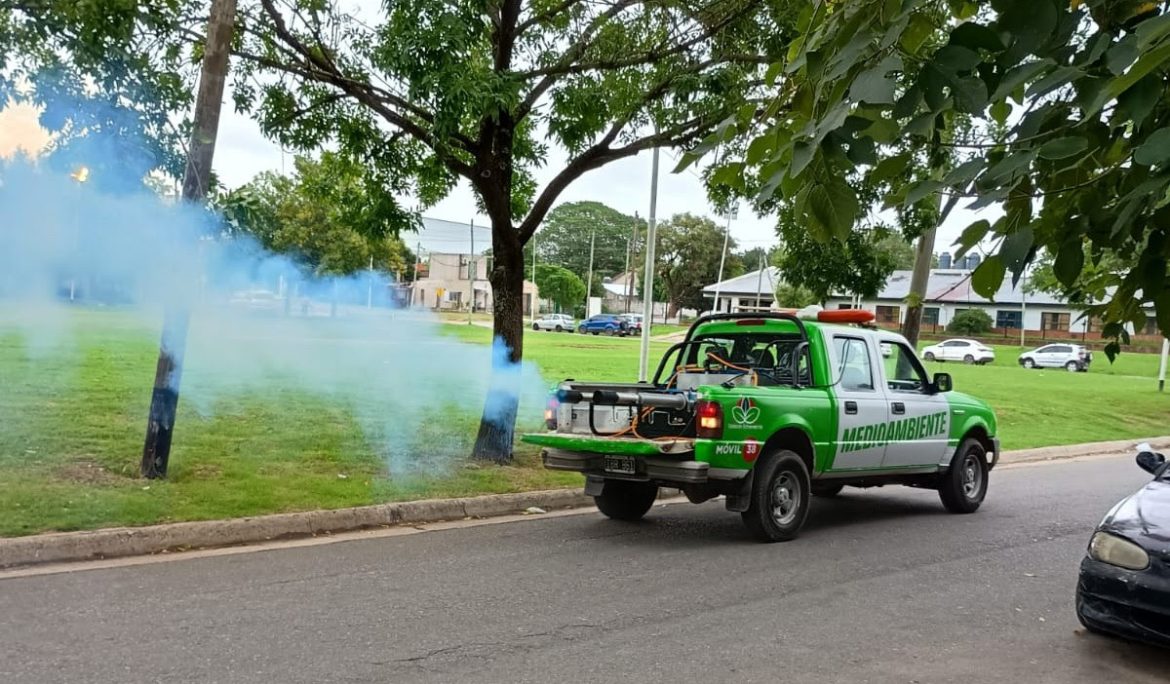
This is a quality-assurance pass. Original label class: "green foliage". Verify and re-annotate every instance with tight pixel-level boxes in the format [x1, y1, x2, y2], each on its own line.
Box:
[774, 282, 818, 308]
[534, 202, 642, 282]
[711, 0, 1170, 347]
[947, 309, 993, 336]
[222, 153, 417, 277]
[533, 264, 586, 313]
[657, 213, 737, 313]
[775, 184, 903, 303]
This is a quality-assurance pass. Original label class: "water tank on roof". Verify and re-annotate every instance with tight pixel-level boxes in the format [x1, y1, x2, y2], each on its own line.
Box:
[965, 253, 981, 270]
[939, 252, 952, 269]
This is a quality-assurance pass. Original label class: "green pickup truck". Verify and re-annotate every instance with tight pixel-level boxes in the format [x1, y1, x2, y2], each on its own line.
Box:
[522, 311, 1000, 542]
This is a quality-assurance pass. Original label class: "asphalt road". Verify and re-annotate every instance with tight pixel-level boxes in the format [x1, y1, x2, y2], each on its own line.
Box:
[1, 455, 1166, 684]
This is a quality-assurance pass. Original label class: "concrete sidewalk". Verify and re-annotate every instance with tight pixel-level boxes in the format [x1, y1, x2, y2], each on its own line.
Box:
[2, 436, 1166, 569]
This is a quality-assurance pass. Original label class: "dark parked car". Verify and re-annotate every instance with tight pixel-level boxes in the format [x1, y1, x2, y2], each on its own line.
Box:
[1076, 444, 1170, 647]
[577, 314, 628, 336]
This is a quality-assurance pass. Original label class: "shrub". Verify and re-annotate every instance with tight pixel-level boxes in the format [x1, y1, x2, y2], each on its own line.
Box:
[947, 309, 993, 335]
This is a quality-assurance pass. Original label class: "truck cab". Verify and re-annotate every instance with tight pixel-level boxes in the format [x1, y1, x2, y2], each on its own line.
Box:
[522, 310, 1000, 542]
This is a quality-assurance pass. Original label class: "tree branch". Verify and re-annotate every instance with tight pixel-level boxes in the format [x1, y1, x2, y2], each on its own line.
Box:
[516, 113, 721, 242]
[515, 0, 592, 35]
[253, 0, 475, 175]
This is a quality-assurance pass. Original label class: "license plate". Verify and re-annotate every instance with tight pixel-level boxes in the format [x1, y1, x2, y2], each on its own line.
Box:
[604, 455, 637, 475]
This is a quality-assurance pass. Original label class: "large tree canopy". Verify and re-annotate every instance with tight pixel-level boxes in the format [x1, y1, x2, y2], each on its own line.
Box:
[532, 201, 642, 284]
[656, 213, 737, 313]
[695, 0, 1170, 357]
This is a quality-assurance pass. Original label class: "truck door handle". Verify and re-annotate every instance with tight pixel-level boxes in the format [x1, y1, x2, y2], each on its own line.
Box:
[844, 401, 858, 415]
[891, 402, 905, 415]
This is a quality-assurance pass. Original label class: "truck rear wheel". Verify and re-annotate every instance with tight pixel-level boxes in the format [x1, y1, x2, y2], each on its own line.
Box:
[938, 438, 988, 514]
[741, 450, 811, 542]
[594, 480, 658, 521]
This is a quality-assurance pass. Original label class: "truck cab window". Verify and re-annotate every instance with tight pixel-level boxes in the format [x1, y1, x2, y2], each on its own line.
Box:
[834, 337, 874, 391]
[885, 343, 929, 393]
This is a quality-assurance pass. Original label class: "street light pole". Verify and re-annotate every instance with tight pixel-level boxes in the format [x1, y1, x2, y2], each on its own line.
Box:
[638, 144, 660, 382]
[712, 206, 734, 313]
[584, 229, 596, 318]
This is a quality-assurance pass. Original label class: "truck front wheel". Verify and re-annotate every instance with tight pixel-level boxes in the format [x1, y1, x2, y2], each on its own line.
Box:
[742, 450, 811, 542]
[594, 480, 658, 521]
[938, 438, 988, 514]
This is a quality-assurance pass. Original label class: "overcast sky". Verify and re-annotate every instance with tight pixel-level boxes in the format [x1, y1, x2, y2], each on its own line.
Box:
[3, 85, 992, 261]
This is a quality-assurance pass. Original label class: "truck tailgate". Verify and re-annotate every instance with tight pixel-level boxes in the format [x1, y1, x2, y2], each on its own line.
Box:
[522, 433, 695, 456]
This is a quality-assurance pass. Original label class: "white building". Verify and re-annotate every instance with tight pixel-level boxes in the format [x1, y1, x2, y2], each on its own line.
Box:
[824, 268, 1157, 336]
[701, 267, 781, 313]
[406, 217, 537, 313]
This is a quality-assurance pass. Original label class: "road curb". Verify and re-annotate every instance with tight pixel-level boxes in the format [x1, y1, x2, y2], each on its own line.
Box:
[3, 436, 1169, 569]
[0, 489, 592, 570]
[997, 435, 1170, 466]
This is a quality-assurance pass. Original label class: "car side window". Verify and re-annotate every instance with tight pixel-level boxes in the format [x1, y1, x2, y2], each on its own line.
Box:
[884, 343, 929, 393]
[834, 337, 874, 391]
[1052, 345, 1070, 354]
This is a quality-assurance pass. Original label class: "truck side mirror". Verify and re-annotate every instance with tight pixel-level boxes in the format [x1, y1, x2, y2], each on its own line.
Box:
[1136, 450, 1166, 475]
[932, 372, 953, 393]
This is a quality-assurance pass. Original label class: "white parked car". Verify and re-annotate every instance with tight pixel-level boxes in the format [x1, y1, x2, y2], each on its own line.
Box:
[921, 338, 996, 365]
[532, 313, 575, 332]
[1018, 343, 1092, 372]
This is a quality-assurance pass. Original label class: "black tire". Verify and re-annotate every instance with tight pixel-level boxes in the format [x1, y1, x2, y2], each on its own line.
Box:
[741, 450, 812, 542]
[924, 352, 936, 362]
[938, 438, 989, 514]
[555, 325, 563, 332]
[1023, 357, 1035, 369]
[963, 354, 975, 364]
[532, 323, 540, 331]
[811, 482, 845, 498]
[594, 480, 658, 521]
[1066, 360, 1079, 372]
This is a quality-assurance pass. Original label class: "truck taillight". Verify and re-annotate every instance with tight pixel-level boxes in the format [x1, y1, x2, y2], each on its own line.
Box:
[696, 400, 723, 439]
[545, 398, 559, 430]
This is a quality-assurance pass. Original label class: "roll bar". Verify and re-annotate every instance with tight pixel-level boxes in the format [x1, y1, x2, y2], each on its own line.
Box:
[683, 312, 810, 343]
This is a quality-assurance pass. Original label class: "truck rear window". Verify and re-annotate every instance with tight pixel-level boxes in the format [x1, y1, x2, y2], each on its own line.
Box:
[668, 333, 809, 387]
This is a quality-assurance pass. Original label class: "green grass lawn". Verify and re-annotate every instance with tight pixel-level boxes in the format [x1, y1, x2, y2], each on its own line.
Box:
[0, 307, 1167, 537]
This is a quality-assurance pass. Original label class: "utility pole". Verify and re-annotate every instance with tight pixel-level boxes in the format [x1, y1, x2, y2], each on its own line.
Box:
[626, 213, 639, 313]
[754, 251, 766, 311]
[713, 205, 735, 313]
[584, 229, 596, 318]
[622, 235, 631, 313]
[638, 143, 660, 382]
[411, 241, 422, 307]
[140, 0, 236, 479]
[468, 219, 475, 325]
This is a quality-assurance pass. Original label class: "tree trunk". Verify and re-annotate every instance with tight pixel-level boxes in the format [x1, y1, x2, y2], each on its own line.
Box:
[140, 0, 236, 479]
[471, 227, 525, 463]
[900, 223, 936, 348]
[900, 192, 961, 347]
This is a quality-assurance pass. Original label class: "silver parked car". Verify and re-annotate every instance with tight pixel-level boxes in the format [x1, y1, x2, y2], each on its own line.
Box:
[532, 313, 575, 332]
[1018, 343, 1092, 372]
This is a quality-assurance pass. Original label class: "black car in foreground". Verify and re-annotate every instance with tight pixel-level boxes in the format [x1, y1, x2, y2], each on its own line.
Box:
[1076, 444, 1170, 647]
